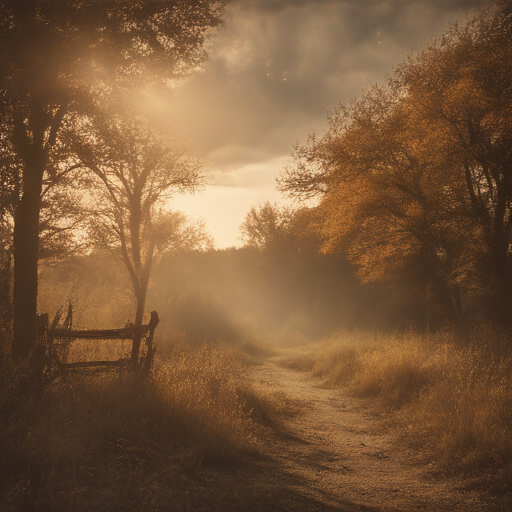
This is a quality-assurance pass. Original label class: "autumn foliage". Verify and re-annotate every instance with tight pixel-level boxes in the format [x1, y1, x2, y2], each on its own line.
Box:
[278, 4, 512, 327]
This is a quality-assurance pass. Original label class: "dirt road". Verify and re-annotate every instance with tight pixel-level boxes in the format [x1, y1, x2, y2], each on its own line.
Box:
[223, 356, 502, 512]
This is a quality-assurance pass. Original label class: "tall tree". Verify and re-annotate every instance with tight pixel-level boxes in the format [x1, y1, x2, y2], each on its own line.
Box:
[62, 113, 212, 367]
[396, 4, 512, 319]
[0, 0, 224, 360]
[279, 4, 512, 325]
[279, 87, 471, 325]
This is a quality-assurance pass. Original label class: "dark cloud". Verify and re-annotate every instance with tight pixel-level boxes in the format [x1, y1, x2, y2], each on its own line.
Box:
[230, 0, 487, 12]
[156, 0, 493, 179]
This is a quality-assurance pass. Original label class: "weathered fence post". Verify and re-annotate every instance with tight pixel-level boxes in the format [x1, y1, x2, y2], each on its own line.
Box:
[31, 313, 49, 394]
[142, 310, 159, 374]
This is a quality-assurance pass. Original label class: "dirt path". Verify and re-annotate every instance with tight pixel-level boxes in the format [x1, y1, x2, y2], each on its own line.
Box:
[235, 356, 502, 512]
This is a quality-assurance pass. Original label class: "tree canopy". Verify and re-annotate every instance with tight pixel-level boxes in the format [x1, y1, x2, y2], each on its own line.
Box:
[0, 0, 224, 359]
[279, 3, 512, 326]
[240, 201, 321, 253]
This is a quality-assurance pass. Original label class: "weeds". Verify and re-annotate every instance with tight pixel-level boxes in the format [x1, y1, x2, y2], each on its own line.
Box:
[0, 340, 273, 511]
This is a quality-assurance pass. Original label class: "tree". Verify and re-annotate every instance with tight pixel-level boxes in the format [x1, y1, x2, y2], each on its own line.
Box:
[0, 114, 84, 334]
[0, 0, 224, 360]
[279, 87, 471, 325]
[396, 4, 512, 319]
[239, 202, 292, 251]
[62, 113, 212, 367]
[278, 4, 512, 325]
[240, 201, 321, 253]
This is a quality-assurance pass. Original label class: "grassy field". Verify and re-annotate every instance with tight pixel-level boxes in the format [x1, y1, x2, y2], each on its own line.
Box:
[0, 339, 281, 512]
[281, 325, 512, 494]
[2, 324, 512, 509]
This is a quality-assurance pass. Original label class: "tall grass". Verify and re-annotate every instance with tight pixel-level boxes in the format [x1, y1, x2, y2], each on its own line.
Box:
[0, 340, 275, 511]
[283, 326, 512, 492]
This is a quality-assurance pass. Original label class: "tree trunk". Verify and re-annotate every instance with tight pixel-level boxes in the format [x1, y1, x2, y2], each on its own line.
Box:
[129, 247, 154, 370]
[489, 230, 512, 323]
[10, 104, 63, 361]
[12, 170, 43, 360]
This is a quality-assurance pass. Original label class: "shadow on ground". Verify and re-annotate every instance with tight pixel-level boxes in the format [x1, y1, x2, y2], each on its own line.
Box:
[193, 452, 386, 512]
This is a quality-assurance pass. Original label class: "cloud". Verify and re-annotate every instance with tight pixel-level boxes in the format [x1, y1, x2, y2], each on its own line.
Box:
[157, 0, 494, 247]
[155, 0, 492, 179]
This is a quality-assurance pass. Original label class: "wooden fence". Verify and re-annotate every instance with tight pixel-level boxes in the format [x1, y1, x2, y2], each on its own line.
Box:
[38, 307, 159, 374]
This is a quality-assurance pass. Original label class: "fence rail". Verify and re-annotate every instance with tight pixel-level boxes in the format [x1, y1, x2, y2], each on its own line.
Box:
[51, 328, 133, 339]
[58, 359, 130, 370]
[41, 308, 160, 374]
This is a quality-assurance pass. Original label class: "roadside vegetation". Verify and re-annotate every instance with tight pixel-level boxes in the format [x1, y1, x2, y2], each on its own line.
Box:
[0, 339, 281, 512]
[282, 326, 512, 494]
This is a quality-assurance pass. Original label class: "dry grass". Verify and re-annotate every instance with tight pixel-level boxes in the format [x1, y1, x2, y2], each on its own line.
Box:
[283, 326, 512, 493]
[0, 340, 277, 512]
[60, 338, 132, 364]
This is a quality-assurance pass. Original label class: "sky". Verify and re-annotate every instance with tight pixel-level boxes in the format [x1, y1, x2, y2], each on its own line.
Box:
[158, 0, 490, 248]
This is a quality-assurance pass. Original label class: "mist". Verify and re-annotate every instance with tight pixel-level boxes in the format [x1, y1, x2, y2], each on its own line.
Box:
[37, 246, 363, 346]
[38, 238, 435, 352]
